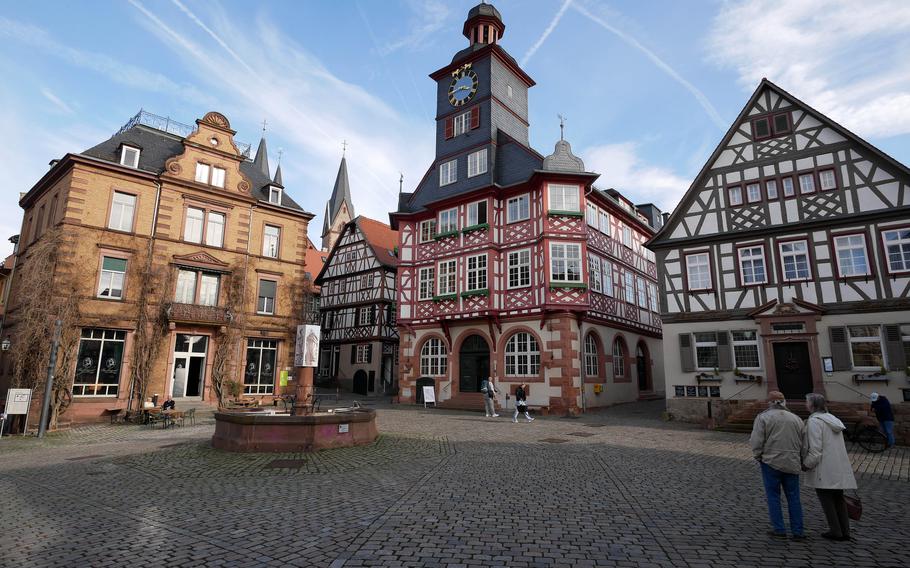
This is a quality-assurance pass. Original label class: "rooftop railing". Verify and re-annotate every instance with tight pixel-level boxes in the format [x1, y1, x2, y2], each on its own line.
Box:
[117, 109, 252, 158]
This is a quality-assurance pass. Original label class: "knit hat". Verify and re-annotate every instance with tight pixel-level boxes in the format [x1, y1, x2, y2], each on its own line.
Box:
[870, 392, 879, 402]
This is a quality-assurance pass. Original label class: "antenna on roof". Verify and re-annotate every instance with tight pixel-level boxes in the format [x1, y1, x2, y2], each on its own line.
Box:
[558, 114, 566, 141]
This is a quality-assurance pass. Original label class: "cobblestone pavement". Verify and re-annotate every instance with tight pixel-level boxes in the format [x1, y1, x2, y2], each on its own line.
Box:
[0, 401, 907, 567]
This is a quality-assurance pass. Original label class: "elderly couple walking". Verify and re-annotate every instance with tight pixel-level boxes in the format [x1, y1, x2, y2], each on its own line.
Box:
[750, 391, 857, 541]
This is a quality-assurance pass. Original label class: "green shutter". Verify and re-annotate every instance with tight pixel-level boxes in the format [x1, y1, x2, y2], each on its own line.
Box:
[679, 334, 695, 372]
[829, 327, 851, 371]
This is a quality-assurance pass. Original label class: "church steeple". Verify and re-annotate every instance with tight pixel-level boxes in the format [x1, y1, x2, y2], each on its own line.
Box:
[321, 155, 355, 251]
[253, 136, 270, 177]
[463, 2, 504, 46]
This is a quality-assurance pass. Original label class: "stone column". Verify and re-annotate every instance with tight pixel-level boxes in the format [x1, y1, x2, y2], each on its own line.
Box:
[294, 367, 315, 415]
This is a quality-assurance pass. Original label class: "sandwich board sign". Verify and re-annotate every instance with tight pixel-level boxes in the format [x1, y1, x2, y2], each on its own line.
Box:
[422, 386, 436, 408]
[2, 388, 32, 437]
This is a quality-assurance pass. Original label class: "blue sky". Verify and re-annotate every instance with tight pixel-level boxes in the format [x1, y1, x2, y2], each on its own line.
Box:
[2, 0, 910, 253]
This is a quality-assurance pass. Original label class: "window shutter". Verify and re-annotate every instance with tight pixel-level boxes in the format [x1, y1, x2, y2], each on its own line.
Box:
[367, 345, 373, 363]
[350, 345, 356, 364]
[470, 106, 480, 129]
[883, 324, 906, 371]
[679, 334, 694, 372]
[478, 202, 487, 224]
[829, 327, 850, 371]
[444, 117, 454, 139]
[716, 331, 733, 371]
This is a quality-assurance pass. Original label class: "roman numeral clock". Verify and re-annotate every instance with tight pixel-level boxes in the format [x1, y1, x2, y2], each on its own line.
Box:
[448, 63, 478, 106]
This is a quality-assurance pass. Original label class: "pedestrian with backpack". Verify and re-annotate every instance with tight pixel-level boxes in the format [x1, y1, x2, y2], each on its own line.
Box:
[480, 376, 499, 417]
[513, 383, 534, 423]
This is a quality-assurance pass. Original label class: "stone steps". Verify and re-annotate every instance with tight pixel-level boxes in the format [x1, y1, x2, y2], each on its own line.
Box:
[715, 400, 871, 434]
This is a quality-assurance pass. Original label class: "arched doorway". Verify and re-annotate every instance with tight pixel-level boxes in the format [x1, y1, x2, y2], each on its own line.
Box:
[459, 334, 490, 393]
[636, 342, 651, 392]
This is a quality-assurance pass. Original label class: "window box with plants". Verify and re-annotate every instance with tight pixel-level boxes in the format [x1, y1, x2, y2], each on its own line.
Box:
[461, 289, 489, 298]
[852, 366, 890, 385]
[461, 223, 489, 234]
[432, 230, 459, 241]
[432, 293, 457, 302]
[733, 368, 763, 384]
[549, 282, 587, 291]
[547, 210, 584, 218]
[695, 369, 723, 383]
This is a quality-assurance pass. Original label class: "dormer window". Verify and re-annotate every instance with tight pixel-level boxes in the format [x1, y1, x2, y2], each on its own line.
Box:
[269, 186, 282, 204]
[120, 146, 140, 168]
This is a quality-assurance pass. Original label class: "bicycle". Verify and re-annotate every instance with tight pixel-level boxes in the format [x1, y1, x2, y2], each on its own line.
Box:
[845, 418, 888, 453]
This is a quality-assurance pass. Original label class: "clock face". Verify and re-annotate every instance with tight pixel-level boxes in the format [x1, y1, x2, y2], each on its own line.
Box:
[448, 70, 478, 107]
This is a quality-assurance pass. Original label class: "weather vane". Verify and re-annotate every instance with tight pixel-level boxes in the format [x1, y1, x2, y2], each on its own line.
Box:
[558, 114, 566, 140]
[261, 119, 268, 134]
[399, 172, 404, 193]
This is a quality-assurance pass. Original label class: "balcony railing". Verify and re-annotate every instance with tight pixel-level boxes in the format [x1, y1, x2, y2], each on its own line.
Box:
[117, 110, 251, 157]
[166, 303, 233, 325]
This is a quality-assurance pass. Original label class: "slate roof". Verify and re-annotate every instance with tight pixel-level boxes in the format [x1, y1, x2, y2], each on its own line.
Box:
[467, 2, 502, 21]
[81, 124, 308, 213]
[323, 157, 355, 235]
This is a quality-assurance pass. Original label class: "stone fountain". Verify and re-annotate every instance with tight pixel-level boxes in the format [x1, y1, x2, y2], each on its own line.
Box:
[212, 367, 378, 453]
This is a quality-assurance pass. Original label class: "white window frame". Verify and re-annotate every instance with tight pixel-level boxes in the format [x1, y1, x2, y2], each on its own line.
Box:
[205, 211, 225, 248]
[602, 259, 614, 297]
[782, 177, 796, 197]
[438, 208, 458, 234]
[507, 249, 531, 289]
[686, 252, 712, 291]
[548, 184, 580, 212]
[466, 200, 487, 226]
[419, 219, 436, 243]
[765, 179, 778, 199]
[738, 245, 767, 285]
[694, 332, 718, 371]
[834, 234, 871, 277]
[819, 169, 837, 191]
[584, 334, 598, 377]
[437, 259, 457, 296]
[636, 276, 647, 308]
[507, 194, 530, 223]
[97, 256, 127, 299]
[848, 325, 885, 371]
[263, 225, 280, 258]
[358, 306, 372, 326]
[199, 273, 220, 306]
[648, 282, 658, 312]
[623, 271, 634, 303]
[453, 111, 470, 136]
[732, 330, 761, 370]
[184, 207, 205, 243]
[175, 269, 197, 304]
[211, 167, 225, 188]
[257, 279, 277, 315]
[622, 225, 632, 248]
[586, 203, 598, 227]
[465, 254, 488, 291]
[420, 338, 448, 376]
[355, 344, 371, 364]
[418, 267, 435, 300]
[799, 173, 816, 194]
[269, 186, 282, 204]
[72, 328, 126, 397]
[599, 210, 611, 234]
[549, 242, 582, 283]
[244, 339, 277, 395]
[728, 186, 743, 206]
[883, 228, 910, 273]
[195, 162, 210, 184]
[439, 159, 457, 186]
[588, 255, 602, 293]
[505, 332, 540, 376]
[467, 148, 488, 177]
[612, 338, 625, 377]
[109, 191, 136, 232]
[120, 146, 140, 168]
[779, 240, 811, 282]
[746, 182, 761, 203]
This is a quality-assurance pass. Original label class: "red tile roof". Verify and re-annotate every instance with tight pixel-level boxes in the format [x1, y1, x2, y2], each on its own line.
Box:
[357, 217, 399, 268]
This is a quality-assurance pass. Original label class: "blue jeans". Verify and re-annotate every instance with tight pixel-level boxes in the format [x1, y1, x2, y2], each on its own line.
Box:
[760, 462, 803, 535]
[881, 420, 895, 447]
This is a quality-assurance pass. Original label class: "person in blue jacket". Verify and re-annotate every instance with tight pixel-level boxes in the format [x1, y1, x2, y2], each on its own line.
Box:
[869, 392, 895, 448]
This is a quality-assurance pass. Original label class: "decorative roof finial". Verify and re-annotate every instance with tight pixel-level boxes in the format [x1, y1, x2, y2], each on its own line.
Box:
[399, 172, 404, 193]
[261, 119, 268, 134]
[277, 148, 283, 164]
[558, 114, 566, 141]
[342, 139, 348, 157]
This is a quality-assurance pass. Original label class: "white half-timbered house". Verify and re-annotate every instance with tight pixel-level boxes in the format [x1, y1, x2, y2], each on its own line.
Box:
[314, 216, 399, 396]
[650, 79, 910, 421]
[390, 3, 664, 413]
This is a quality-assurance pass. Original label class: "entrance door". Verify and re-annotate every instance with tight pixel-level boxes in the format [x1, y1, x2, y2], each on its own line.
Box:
[381, 355, 393, 394]
[773, 342, 813, 400]
[459, 335, 490, 393]
[171, 334, 208, 398]
[636, 344, 650, 391]
[353, 370, 368, 396]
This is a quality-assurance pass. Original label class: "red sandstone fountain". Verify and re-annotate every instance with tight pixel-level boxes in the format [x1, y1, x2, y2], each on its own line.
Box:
[212, 367, 378, 453]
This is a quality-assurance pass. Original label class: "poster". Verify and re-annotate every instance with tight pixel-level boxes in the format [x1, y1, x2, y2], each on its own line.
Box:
[5, 389, 32, 415]
[279, 370, 289, 387]
[295, 325, 321, 367]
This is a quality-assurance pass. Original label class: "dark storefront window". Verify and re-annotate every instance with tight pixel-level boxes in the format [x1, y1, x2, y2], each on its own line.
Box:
[73, 328, 126, 396]
[244, 339, 277, 395]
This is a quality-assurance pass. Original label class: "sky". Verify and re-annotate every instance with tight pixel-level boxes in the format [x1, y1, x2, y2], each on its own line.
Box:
[2, 0, 910, 254]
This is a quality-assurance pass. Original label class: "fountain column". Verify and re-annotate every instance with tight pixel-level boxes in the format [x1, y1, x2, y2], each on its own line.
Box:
[293, 366, 315, 415]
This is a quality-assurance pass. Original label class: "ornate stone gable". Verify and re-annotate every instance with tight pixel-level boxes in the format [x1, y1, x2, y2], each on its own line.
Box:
[172, 250, 230, 271]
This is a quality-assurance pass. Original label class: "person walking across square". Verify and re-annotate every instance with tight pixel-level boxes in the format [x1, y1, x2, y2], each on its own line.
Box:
[513, 383, 534, 423]
[870, 392, 895, 448]
[480, 376, 499, 418]
[749, 390, 805, 540]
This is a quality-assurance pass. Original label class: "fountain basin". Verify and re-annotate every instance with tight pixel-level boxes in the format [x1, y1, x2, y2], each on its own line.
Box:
[212, 408, 378, 453]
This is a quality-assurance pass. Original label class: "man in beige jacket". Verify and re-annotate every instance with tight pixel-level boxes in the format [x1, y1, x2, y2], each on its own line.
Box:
[749, 390, 805, 539]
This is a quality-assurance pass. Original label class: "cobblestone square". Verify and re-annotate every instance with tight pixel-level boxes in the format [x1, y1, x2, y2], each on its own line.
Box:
[0, 401, 907, 568]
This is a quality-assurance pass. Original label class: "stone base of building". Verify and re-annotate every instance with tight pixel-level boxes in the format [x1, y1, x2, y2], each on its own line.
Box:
[211, 408, 378, 452]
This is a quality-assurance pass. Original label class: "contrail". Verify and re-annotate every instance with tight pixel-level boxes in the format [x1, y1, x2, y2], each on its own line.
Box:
[521, 0, 573, 67]
[574, 3, 726, 129]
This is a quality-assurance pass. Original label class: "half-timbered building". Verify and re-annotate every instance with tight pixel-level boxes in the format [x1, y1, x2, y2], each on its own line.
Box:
[651, 79, 910, 422]
[390, 3, 664, 413]
[315, 216, 399, 396]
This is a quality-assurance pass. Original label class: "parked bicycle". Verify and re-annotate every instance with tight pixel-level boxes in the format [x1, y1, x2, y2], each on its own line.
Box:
[845, 417, 888, 453]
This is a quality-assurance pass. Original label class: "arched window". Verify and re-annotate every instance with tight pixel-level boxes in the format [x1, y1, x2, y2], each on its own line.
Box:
[613, 337, 626, 378]
[505, 332, 540, 376]
[420, 338, 447, 376]
[584, 333, 599, 377]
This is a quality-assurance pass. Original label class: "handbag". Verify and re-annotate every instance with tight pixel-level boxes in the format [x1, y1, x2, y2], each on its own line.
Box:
[844, 491, 862, 521]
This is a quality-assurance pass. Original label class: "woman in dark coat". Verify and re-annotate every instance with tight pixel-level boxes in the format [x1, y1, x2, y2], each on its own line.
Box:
[513, 383, 534, 423]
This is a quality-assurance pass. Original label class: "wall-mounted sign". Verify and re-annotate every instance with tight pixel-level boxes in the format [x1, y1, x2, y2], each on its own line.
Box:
[279, 370, 289, 387]
[338, 423, 349, 434]
[822, 356, 834, 375]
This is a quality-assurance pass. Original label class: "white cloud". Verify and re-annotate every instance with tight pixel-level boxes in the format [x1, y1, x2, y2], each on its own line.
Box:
[127, 0, 434, 244]
[707, 0, 910, 138]
[40, 87, 74, 115]
[377, 0, 450, 56]
[521, 0, 573, 67]
[583, 142, 690, 212]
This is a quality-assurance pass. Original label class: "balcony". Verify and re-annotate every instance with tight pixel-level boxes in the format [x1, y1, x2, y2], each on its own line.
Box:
[166, 303, 233, 325]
